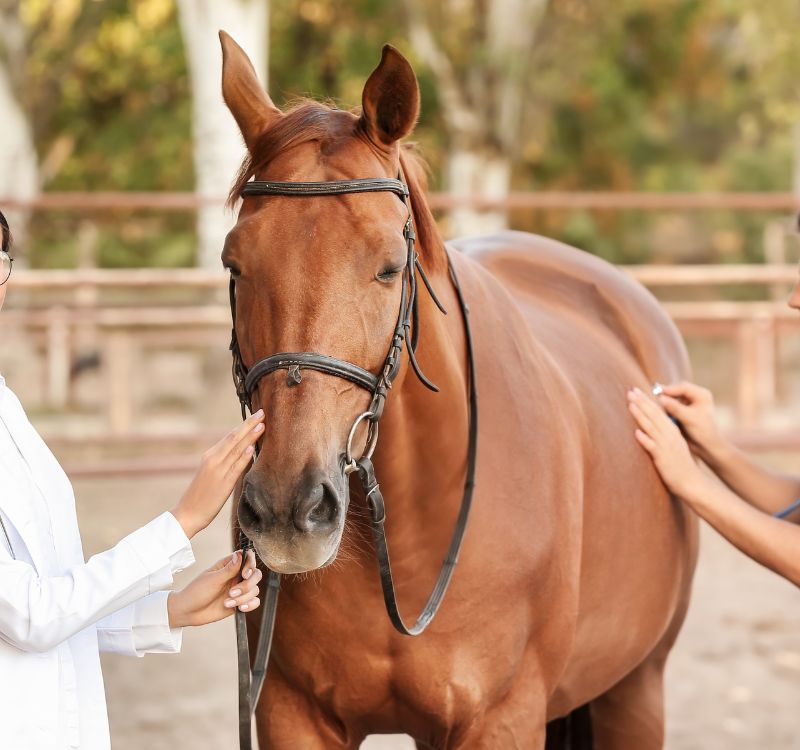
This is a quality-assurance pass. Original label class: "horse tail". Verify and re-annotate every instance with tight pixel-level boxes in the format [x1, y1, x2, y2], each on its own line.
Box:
[544, 704, 594, 750]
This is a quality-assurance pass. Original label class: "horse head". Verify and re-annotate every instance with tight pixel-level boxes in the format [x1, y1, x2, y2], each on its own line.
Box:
[219, 32, 427, 574]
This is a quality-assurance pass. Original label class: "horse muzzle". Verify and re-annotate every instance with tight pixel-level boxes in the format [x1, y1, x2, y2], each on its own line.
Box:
[237, 469, 347, 573]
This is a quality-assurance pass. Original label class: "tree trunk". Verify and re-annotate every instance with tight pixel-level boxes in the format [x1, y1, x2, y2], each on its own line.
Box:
[793, 120, 800, 199]
[404, 0, 548, 239]
[0, 11, 39, 261]
[446, 145, 511, 238]
[177, 0, 268, 268]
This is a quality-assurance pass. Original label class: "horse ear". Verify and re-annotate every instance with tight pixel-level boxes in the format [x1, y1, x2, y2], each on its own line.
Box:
[219, 30, 282, 153]
[360, 45, 420, 148]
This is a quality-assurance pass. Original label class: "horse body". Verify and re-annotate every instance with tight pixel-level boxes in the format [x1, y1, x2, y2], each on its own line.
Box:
[219, 32, 697, 749]
[248, 232, 697, 748]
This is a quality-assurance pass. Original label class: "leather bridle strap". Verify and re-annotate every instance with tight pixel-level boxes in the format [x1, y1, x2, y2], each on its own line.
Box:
[244, 352, 379, 393]
[241, 177, 409, 199]
[355, 255, 477, 635]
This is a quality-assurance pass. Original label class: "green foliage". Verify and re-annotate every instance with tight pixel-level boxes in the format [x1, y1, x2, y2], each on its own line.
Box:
[8, 0, 800, 267]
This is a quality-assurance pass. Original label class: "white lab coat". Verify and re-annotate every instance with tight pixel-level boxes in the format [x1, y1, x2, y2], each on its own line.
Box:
[0, 376, 195, 750]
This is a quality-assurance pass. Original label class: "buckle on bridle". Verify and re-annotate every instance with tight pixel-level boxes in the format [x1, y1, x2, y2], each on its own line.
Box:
[345, 410, 379, 471]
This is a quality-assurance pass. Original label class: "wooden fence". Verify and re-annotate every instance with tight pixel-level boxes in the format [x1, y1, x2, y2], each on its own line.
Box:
[5, 264, 800, 467]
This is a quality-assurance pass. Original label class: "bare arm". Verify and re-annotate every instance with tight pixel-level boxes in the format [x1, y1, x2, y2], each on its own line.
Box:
[698, 438, 800, 519]
[628, 387, 800, 587]
[678, 472, 800, 586]
[658, 382, 800, 520]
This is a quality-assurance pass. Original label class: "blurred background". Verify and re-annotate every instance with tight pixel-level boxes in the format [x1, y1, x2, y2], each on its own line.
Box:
[1, 1, 799, 748]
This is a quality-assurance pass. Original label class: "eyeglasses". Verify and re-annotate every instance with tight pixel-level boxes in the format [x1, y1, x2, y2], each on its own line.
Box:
[0, 251, 13, 286]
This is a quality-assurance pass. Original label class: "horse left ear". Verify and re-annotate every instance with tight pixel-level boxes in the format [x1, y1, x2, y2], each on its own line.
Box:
[360, 45, 420, 148]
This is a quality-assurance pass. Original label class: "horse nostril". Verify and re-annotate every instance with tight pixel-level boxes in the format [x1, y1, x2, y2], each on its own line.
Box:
[293, 482, 339, 533]
[239, 476, 276, 533]
[238, 490, 260, 530]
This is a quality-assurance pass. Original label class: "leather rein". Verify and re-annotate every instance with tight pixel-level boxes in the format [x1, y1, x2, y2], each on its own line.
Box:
[228, 174, 478, 749]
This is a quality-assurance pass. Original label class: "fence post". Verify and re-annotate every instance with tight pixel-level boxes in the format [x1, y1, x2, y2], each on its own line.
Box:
[106, 331, 135, 436]
[45, 306, 70, 409]
[737, 315, 776, 429]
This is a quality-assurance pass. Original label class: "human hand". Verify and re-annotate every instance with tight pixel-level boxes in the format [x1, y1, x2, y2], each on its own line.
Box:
[628, 387, 704, 498]
[654, 381, 722, 458]
[167, 549, 262, 628]
[171, 411, 265, 538]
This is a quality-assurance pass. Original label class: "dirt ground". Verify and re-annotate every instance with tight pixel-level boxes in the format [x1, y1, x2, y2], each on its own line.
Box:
[75, 474, 800, 750]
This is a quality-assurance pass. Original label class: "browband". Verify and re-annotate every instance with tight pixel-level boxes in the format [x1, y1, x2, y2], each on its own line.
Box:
[241, 178, 409, 199]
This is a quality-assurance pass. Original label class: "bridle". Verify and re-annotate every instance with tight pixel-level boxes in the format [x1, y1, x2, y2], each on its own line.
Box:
[229, 172, 478, 750]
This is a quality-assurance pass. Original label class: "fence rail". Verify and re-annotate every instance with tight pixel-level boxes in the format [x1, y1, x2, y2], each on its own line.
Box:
[4, 264, 800, 474]
[3, 191, 800, 212]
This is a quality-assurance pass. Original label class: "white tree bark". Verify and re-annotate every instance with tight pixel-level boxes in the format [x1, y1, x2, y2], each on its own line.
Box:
[406, 0, 549, 237]
[177, 0, 268, 268]
[793, 120, 800, 199]
[446, 147, 511, 237]
[0, 7, 39, 259]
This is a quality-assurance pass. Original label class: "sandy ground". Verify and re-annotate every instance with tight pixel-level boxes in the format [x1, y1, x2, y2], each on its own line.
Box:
[74, 475, 800, 750]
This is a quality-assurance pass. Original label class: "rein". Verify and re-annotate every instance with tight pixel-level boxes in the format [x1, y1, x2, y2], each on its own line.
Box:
[229, 174, 478, 749]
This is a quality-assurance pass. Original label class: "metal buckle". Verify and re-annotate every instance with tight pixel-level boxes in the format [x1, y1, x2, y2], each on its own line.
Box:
[344, 410, 379, 473]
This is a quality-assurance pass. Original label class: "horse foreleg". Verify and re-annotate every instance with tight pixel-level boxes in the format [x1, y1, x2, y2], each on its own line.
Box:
[587, 653, 667, 750]
[451, 689, 549, 750]
[254, 676, 356, 750]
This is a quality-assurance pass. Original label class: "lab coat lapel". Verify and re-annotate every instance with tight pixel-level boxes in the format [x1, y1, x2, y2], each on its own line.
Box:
[0, 388, 58, 571]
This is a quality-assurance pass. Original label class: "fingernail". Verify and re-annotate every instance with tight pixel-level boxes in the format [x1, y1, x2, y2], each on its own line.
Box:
[253, 423, 264, 432]
[224, 599, 236, 608]
[632, 387, 642, 396]
[246, 445, 255, 455]
[230, 588, 241, 597]
[254, 409, 264, 417]
[239, 603, 249, 611]
[244, 569, 253, 579]
[231, 552, 239, 563]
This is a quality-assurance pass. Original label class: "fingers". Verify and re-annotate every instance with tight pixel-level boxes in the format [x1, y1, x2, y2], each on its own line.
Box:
[209, 550, 242, 574]
[242, 548, 257, 580]
[227, 410, 265, 456]
[628, 399, 657, 436]
[658, 394, 687, 419]
[662, 381, 708, 404]
[225, 567, 263, 611]
[209, 410, 265, 461]
[634, 428, 656, 454]
[224, 440, 258, 481]
[628, 388, 664, 422]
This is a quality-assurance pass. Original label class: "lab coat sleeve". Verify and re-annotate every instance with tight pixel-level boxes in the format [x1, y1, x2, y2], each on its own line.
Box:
[0, 512, 194, 653]
[96, 591, 183, 657]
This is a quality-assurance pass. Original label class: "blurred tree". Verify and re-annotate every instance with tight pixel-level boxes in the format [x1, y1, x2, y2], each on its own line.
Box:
[0, 0, 39, 259]
[176, 0, 269, 268]
[402, 0, 608, 237]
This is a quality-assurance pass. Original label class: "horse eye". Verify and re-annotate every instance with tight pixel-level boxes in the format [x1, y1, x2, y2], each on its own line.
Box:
[376, 266, 403, 282]
[225, 263, 242, 278]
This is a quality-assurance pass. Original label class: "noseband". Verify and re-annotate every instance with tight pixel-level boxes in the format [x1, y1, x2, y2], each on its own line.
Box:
[229, 173, 478, 750]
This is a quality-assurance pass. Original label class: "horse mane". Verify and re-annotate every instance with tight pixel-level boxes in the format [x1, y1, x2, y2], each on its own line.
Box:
[399, 145, 448, 274]
[227, 99, 447, 273]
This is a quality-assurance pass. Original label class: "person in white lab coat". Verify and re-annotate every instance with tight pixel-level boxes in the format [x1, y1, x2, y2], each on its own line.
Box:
[0, 210, 266, 750]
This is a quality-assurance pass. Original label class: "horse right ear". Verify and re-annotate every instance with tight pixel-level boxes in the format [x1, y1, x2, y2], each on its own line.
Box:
[359, 45, 420, 149]
[219, 30, 282, 153]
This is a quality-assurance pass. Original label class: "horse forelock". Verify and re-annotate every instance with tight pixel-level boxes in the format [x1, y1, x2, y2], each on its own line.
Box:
[227, 98, 447, 273]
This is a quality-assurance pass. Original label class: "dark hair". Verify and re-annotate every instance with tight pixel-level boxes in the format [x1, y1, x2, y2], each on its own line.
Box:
[0, 210, 11, 254]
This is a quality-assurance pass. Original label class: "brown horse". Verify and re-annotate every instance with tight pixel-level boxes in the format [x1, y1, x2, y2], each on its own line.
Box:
[220, 31, 698, 749]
